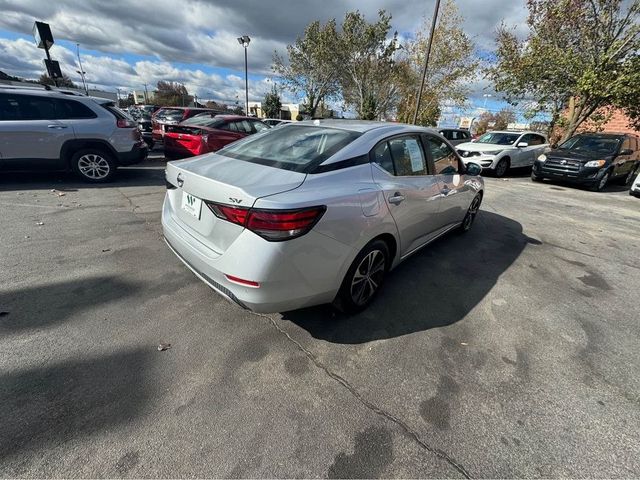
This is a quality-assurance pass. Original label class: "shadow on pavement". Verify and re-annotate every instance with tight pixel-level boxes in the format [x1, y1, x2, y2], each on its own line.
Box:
[0, 276, 143, 333]
[0, 348, 155, 459]
[0, 163, 166, 192]
[283, 211, 535, 344]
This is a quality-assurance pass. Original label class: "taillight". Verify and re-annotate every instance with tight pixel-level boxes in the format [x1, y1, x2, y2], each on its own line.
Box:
[117, 118, 136, 128]
[206, 203, 326, 241]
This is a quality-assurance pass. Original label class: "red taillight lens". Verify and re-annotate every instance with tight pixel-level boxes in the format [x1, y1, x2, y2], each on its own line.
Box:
[117, 118, 136, 128]
[206, 203, 326, 241]
[224, 274, 260, 288]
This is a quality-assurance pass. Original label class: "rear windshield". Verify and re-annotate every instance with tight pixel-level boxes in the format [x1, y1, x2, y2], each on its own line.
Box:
[155, 108, 184, 119]
[558, 135, 621, 155]
[182, 115, 223, 127]
[219, 125, 361, 173]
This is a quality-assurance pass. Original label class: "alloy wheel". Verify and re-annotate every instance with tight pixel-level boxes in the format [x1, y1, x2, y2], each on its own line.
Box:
[495, 160, 508, 177]
[77, 154, 111, 180]
[462, 195, 482, 230]
[350, 249, 386, 307]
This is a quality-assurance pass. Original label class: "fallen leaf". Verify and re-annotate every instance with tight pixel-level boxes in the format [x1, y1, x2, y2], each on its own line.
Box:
[36, 221, 44, 226]
[57, 192, 66, 197]
[102, 248, 111, 253]
[460, 342, 468, 346]
[157, 343, 172, 351]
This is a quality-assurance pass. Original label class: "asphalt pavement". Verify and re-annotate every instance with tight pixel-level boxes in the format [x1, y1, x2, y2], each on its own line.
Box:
[0, 157, 639, 478]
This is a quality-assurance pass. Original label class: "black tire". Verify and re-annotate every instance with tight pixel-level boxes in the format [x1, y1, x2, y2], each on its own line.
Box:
[334, 239, 389, 314]
[622, 164, 639, 187]
[531, 171, 544, 182]
[494, 158, 509, 178]
[71, 149, 117, 183]
[589, 170, 610, 192]
[458, 193, 483, 233]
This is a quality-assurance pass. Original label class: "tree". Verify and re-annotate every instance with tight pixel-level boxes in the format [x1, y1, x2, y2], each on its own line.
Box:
[154, 81, 192, 106]
[490, 0, 640, 141]
[336, 10, 402, 120]
[396, 0, 479, 126]
[472, 108, 516, 135]
[119, 93, 135, 108]
[273, 19, 340, 118]
[38, 73, 77, 88]
[262, 85, 282, 118]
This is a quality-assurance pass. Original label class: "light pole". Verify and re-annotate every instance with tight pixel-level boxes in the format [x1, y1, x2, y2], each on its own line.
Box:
[237, 35, 251, 116]
[76, 43, 88, 95]
[413, 0, 441, 125]
[482, 94, 492, 110]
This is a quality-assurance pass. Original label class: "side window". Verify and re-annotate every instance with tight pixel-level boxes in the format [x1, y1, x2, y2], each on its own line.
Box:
[440, 130, 452, 140]
[0, 94, 22, 120]
[227, 122, 239, 132]
[54, 99, 96, 119]
[372, 141, 395, 175]
[462, 131, 470, 140]
[427, 136, 460, 175]
[621, 137, 631, 153]
[388, 137, 427, 176]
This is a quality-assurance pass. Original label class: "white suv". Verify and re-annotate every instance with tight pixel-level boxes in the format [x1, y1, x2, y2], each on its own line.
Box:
[0, 86, 148, 182]
[456, 130, 548, 177]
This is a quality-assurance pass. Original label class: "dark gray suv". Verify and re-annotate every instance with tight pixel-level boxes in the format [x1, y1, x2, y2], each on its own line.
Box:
[0, 86, 148, 182]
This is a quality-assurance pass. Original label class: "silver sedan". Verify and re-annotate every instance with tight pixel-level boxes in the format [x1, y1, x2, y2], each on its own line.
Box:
[162, 120, 484, 313]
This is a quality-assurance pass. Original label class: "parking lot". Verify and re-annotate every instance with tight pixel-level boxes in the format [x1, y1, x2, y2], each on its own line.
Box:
[1, 153, 639, 478]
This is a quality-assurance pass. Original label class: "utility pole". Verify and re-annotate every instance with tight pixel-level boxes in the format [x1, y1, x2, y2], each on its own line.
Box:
[76, 43, 88, 95]
[412, 0, 441, 125]
[237, 35, 251, 116]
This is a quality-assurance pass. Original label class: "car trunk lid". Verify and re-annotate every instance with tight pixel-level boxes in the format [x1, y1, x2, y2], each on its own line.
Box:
[165, 153, 307, 253]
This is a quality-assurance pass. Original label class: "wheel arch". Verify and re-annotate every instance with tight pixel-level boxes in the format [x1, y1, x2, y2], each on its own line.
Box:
[61, 139, 118, 169]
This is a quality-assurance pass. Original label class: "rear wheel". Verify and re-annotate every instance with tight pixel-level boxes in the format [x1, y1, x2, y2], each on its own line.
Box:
[71, 149, 117, 183]
[335, 240, 389, 314]
[494, 158, 509, 178]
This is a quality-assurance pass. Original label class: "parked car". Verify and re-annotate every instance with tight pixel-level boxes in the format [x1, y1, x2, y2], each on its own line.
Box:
[263, 118, 292, 127]
[137, 113, 154, 148]
[532, 132, 640, 192]
[163, 115, 270, 159]
[456, 130, 549, 177]
[152, 107, 217, 141]
[163, 120, 484, 313]
[439, 128, 471, 146]
[630, 169, 640, 197]
[0, 86, 147, 182]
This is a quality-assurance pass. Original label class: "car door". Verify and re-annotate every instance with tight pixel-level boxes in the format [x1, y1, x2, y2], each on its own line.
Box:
[370, 135, 443, 257]
[614, 136, 633, 178]
[423, 134, 474, 228]
[0, 93, 72, 170]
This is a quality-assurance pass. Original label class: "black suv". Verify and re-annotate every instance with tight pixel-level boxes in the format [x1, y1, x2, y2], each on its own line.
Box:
[532, 132, 640, 191]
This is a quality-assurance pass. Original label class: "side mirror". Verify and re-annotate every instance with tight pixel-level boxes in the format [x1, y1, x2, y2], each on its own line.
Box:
[517, 142, 529, 148]
[619, 148, 633, 156]
[465, 161, 482, 176]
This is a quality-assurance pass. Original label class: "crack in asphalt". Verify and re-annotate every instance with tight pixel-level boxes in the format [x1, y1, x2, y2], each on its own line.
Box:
[116, 188, 163, 239]
[250, 311, 472, 479]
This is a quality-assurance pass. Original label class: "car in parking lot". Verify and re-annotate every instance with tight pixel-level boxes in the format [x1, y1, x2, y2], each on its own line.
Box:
[456, 130, 548, 177]
[0, 86, 147, 182]
[163, 115, 270, 158]
[151, 107, 217, 141]
[263, 118, 292, 127]
[163, 120, 484, 313]
[630, 170, 640, 197]
[532, 132, 640, 191]
[438, 128, 471, 146]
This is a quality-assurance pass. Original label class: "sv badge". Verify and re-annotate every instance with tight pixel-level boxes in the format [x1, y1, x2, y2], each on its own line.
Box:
[229, 198, 243, 204]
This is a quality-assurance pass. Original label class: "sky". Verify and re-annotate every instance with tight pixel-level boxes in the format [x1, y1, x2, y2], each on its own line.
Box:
[0, 0, 534, 119]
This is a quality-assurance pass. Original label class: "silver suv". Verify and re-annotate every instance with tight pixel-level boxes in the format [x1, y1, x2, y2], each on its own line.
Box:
[0, 86, 148, 182]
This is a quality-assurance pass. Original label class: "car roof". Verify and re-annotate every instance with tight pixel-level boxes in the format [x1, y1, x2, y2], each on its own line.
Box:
[294, 119, 440, 135]
[576, 132, 630, 138]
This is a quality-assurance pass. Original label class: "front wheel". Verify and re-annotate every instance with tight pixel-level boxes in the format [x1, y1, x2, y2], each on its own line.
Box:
[71, 149, 117, 183]
[459, 194, 483, 233]
[590, 170, 610, 192]
[334, 240, 389, 314]
[494, 158, 509, 178]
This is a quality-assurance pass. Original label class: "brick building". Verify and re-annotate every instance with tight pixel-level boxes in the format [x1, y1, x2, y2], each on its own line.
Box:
[580, 108, 639, 135]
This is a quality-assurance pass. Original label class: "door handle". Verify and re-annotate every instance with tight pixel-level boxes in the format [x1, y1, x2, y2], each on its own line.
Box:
[388, 193, 405, 205]
[47, 125, 68, 129]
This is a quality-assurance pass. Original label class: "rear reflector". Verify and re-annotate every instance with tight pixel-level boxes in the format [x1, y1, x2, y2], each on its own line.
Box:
[207, 203, 326, 241]
[117, 118, 136, 128]
[225, 274, 260, 288]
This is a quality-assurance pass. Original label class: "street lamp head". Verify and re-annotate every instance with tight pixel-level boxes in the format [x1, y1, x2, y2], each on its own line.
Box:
[237, 35, 251, 48]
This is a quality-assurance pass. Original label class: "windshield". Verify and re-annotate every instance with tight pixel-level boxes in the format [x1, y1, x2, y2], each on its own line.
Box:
[219, 125, 361, 173]
[476, 132, 520, 145]
[558, 135, 621, 155]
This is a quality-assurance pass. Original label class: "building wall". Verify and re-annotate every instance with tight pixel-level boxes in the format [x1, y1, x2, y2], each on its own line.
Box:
[578, 108, 638, 135]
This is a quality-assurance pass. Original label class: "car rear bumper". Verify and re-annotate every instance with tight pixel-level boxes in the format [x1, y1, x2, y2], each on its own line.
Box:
[116, 142, 148, 166]
[161, 196, 354, 313]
